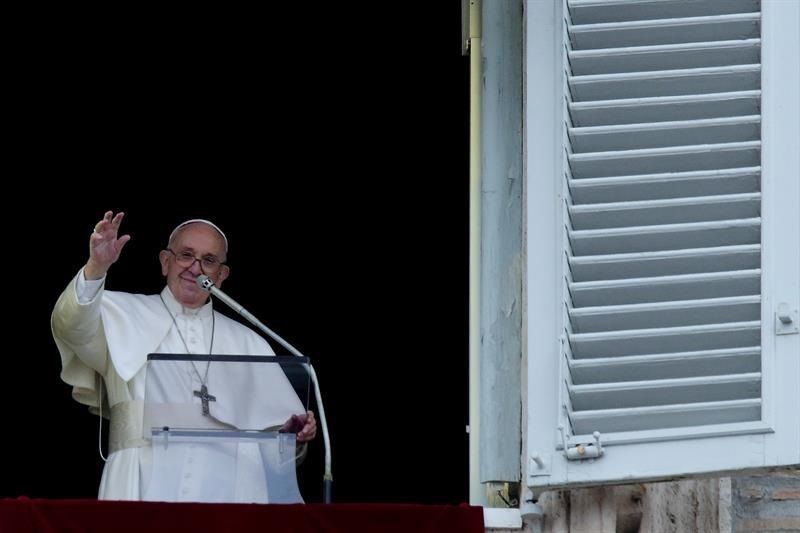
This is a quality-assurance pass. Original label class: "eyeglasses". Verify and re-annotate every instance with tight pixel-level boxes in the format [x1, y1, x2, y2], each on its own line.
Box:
[166, 248, 226, 274]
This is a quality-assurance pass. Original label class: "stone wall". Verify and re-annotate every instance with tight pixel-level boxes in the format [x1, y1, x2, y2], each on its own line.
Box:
[488, 469, 799, 532]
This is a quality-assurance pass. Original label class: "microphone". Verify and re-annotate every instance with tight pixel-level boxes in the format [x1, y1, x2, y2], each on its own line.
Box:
[196, 274, 333, 503]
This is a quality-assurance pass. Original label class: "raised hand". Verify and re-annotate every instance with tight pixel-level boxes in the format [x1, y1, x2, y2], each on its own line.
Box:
[85, 211, 131, 280]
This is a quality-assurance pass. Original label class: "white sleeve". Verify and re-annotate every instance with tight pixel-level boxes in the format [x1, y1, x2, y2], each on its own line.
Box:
[76, 267, 106, 304]
[51, 270, 110, 408]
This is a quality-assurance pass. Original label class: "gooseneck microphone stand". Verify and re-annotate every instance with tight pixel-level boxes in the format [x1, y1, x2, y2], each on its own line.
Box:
[197, 275, 333, 503]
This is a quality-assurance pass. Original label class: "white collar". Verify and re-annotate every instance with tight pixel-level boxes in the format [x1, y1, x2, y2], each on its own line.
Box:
[160, 286, 213, 318]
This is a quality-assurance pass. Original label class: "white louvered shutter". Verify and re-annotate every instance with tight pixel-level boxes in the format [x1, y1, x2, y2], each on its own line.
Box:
[526, 0, 799, 489]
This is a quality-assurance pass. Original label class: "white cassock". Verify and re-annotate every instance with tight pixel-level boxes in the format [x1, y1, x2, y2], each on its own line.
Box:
[51, 270, 306, 502]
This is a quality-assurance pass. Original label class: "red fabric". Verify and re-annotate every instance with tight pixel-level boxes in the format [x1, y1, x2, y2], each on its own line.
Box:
[0, 498, 484, 533]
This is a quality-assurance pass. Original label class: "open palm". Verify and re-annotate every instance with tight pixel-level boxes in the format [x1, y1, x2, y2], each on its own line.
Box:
[89, 211, 131, 271]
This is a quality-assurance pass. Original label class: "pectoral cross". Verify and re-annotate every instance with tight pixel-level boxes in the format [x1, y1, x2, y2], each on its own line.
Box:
[193, 384, 216, 416]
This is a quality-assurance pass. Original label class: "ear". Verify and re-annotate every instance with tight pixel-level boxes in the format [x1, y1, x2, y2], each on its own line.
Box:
[216, 265, 231, 286]
[159, 250, 170, 276]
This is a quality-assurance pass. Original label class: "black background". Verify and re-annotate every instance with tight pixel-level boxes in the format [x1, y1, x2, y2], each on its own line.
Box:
[5, 3, 469, 504]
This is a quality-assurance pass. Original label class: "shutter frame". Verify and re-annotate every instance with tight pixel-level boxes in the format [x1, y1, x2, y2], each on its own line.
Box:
[525, 0, 800, 490]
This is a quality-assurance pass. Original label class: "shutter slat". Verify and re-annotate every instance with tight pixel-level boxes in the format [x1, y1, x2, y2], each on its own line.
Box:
[569, 39, 760, 75]
[569, 373, 761, 410]
[569, 244, 761, 281]
[569, 218, 761, 256]
[569, 116, 760, 152]
[569, 295, 760, 333]
[569, 141, 761, 178]
[561, 0, 762, 439]
[570, 399, 761, 434]
[570, 91, 761, 127]
[568, 0, 760, 25]
[569, 321, 761, 358]
[569, 13, 760, 50]
[569, 192, 761, 229]
[568, 347, 761, 382]
[569, 65, 760, 101]
[570, 269, 761, 307]
[569, 167, 761, 203]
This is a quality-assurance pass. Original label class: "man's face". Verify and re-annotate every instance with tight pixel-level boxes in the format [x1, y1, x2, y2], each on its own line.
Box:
[159, 223, 229, 308]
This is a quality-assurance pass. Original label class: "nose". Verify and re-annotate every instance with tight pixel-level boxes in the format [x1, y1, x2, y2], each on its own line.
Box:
[187, 258, 204, 275]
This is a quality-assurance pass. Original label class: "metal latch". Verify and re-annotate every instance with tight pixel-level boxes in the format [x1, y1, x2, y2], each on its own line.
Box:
[776, 303, 799, 335]
[560, 426, 604, 461]
[529, 451, 551, 476]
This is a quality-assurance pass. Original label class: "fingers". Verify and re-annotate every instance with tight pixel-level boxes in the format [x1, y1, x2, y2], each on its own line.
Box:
[281, 414, 303, 433]
[94, 211, 125, 235]
[117, 234, 132, 253]
[280, 411, 316, 442]
[296, 410, 317, 443]
[94, 211, 111, 232]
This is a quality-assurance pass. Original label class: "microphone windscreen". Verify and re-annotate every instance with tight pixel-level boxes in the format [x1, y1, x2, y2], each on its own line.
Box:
[196, 274, 215, 292]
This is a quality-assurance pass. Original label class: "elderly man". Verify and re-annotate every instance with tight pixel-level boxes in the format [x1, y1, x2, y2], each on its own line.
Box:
[52, 211, 316, 502]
